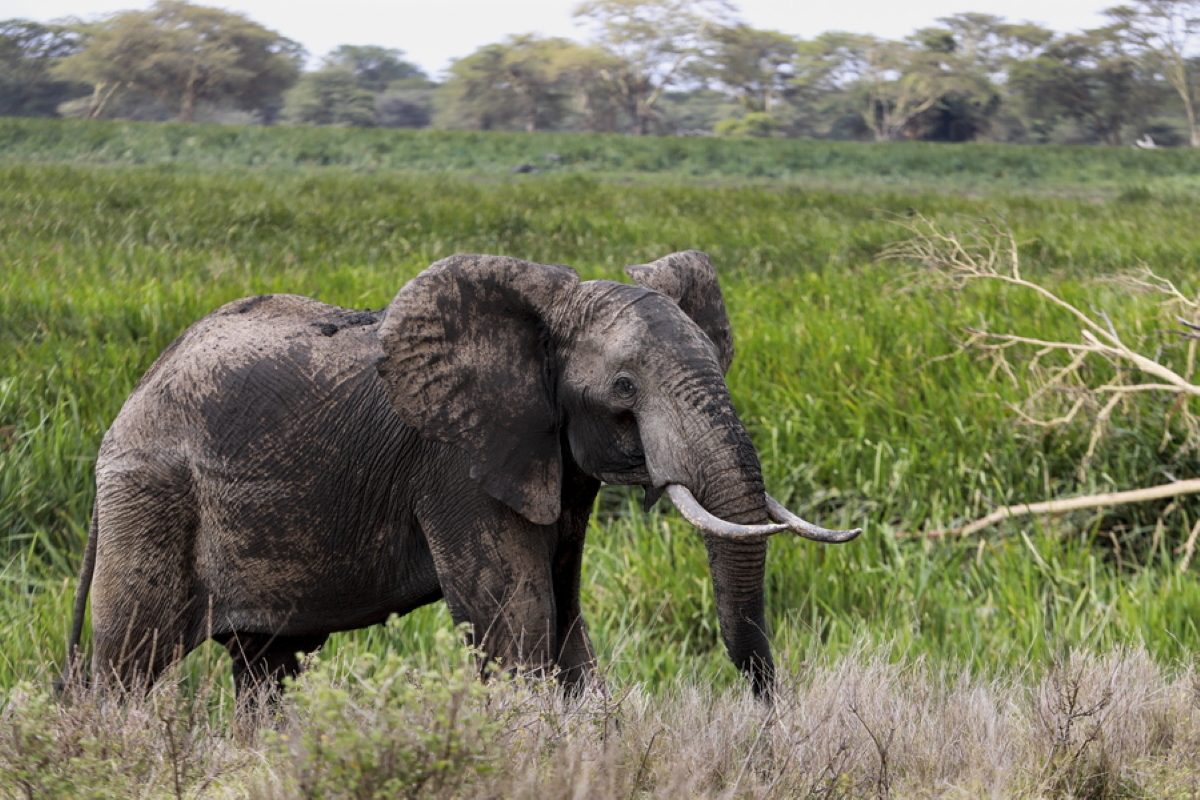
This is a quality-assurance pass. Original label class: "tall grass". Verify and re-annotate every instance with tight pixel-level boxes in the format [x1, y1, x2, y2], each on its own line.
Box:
[4, 158, 1200, 669]
[6, 637, 1200, 797]
[5, 117, 1200, 191]
[3, 125, 1200, 793]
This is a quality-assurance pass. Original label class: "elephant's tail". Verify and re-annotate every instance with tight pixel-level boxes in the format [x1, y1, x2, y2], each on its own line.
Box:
[58, 504, 98, 695]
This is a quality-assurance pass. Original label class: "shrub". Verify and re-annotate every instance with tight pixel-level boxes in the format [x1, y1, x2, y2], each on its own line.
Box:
[263, 627, 508, 799]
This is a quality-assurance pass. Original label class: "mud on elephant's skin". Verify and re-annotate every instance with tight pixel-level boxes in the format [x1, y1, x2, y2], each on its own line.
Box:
[63, 250, 860, 706]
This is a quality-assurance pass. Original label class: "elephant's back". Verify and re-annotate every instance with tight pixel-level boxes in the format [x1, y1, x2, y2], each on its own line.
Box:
[98, 293, 391, 472]
[178, 293, 383, 368]
[207, 293, 383, 338]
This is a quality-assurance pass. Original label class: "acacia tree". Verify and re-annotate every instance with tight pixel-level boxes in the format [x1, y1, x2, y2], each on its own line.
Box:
[573, 0, 736, 134]
[934, 13, 1056, 84]
[439, 35, 580, 132]
[695, 24, 798, 114]
[53, 0, 302, 122]
[322, 45, 426, 93]
[0, 19, 87, 117]
[919, 14, 1056, 141]
[887, 31, 997, 142]
[1105, 0, 1200, 146]
[281, 67, 377, 126]
[283, 45, 430, 128]
[1008, 26, 1157, 145]
[796, 32, 988, 141]
[552, 43, 627, 132]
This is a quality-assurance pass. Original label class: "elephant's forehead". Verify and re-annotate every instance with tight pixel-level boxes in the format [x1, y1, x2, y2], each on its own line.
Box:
[569, 280, 718, 367]
[575, 280, 693, 334]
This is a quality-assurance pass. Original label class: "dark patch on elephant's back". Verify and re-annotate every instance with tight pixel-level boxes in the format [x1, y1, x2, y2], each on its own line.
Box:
[229, 295, 274, 315]
[311, 309, 383, 337]
[341, 311, 380, 327]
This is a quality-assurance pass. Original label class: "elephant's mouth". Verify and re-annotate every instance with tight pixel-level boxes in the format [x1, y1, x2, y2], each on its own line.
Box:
[664, 484, 862, 543]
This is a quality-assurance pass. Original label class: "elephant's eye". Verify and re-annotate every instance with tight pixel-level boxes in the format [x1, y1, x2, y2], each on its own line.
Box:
[613, 376, 637, 399]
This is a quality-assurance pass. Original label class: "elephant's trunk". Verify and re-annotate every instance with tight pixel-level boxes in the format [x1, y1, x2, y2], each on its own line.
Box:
[667, 432, 858, 700]
[703, 531, 773, 695]
[639, 362, 859, 699]
[688, 458, 777, 699]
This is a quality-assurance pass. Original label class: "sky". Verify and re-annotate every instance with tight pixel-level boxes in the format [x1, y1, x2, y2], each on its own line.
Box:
[11, 0, 1116, 78]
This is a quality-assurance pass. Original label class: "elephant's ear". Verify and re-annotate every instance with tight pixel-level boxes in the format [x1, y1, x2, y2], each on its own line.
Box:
[377, 255, 580, 525]
[625, 250, 735, 374]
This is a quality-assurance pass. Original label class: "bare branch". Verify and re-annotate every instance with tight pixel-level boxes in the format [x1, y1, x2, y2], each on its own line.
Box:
[1175, 317, 1200, 341]
[1180, 518, 1200, 572]
[907, 479, 1200, 539]
[883, 213, 1200, 539]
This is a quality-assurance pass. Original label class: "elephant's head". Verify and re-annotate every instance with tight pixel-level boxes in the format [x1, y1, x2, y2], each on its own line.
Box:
[376, 251, 859, 695]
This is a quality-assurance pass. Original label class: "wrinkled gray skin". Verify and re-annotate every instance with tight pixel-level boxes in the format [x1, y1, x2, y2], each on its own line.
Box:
[64, 251, 853, 705]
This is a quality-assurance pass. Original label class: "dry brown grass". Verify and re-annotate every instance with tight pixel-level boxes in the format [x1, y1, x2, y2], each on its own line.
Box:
[6, 644, 1200, 798]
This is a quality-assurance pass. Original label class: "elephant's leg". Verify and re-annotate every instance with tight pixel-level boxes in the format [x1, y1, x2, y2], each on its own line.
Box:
[551, 514, 598, 694]
[90, 606, 192, 695]
[448, 573, 558, 679]
[220, 632, 328, 707]
[89, 485, 199, 694]
[420, 500, 559, 680]
[552, 578, 596, 694]
[550, 470, 602, 694]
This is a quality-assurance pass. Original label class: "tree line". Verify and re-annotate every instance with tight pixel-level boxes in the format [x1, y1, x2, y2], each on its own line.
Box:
[2, 0, 1198, 145]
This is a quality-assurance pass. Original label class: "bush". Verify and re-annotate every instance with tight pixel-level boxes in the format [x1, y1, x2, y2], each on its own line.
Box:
[714, 112, 784, 138]
[0, 677, 244, 797]
[264, 627, 507, 799]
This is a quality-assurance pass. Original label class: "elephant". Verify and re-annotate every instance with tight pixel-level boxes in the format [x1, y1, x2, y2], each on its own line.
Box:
[62, 250, 859, 706]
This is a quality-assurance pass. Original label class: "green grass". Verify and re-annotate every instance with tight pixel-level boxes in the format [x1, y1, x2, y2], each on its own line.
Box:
[7, 120, 1200, 795]
[5, 116, 1200, 194]
[4, 122, 1200, 719]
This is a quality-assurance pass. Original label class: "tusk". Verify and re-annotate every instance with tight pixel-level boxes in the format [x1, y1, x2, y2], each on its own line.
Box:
[665, 485, 790, 539]
[765, 494, 862, 543]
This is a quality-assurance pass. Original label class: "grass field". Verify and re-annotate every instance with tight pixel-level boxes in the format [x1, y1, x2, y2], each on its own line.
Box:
[7, 116, 1200, 192]
[3, 118, 1200, 796]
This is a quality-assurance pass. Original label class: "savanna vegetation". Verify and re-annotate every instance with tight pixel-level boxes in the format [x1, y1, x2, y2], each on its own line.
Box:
[3, 118, 1200, 796]
[5, 0, 1200, 146]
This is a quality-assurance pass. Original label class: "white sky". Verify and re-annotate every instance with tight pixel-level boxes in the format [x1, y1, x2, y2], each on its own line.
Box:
[10, 0, 1115, 78]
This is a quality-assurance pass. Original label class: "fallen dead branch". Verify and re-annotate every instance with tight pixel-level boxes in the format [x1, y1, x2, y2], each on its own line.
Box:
[914, 478, 1200, 539]
[882, 213, 1199, 543]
